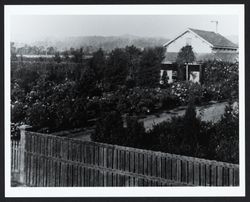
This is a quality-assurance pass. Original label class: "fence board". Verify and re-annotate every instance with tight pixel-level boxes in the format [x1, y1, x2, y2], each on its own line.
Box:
[11, 131, 239, 187]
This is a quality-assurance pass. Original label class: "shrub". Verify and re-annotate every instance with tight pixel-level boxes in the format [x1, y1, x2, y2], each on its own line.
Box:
[171, 81, 207, 105]
[202, 61, 238, 100]
[147, 101, 239, 163]
[209, 103, 239, 163]
[148, 101, 210, 156]
[92, 113, 157, 150]
[11, 101, 26, 123]
[93, 111, 125, 145]
[124, 116, 147, 148]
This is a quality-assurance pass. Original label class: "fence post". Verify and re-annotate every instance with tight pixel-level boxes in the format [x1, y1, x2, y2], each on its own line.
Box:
[18, 125, 32, 184]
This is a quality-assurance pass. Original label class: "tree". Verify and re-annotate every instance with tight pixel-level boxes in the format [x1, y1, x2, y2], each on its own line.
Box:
[71, 48, 84, 63]
[176, 45, 195, 81]
[62, 50, 70, 61]
[125, 46, 142, 87]
[47, 46, 56, 55]
[90, 48, 106, 83]
[54, 52, 61, 63]
[104, 48, 129, 89]
[137, 47, 164, 88]
[210, 104, 239, 163]
[77, 65, 97, 96]
[160, 70, 169, 88]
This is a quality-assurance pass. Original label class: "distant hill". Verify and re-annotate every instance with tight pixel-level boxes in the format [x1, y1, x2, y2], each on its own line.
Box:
[13, 35, 169, 52]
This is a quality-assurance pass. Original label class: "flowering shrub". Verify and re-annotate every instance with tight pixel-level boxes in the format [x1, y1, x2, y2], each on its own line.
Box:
[171, 81, 208, 105]
[202, 61, 238, 100]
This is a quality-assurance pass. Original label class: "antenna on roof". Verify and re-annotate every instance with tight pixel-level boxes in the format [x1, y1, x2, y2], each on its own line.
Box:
[211, 20, 218, 33]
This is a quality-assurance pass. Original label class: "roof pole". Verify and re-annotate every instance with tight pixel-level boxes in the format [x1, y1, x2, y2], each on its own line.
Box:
[211, 20, 218, 33]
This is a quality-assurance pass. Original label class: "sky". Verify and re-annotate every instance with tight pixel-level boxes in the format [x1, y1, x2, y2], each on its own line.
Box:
[10, 15, 239, 43]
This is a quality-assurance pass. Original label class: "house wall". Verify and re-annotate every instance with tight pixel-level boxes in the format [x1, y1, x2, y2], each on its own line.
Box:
[166, 31, 213, 54]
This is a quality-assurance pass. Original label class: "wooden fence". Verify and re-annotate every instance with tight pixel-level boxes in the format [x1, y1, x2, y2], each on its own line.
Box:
[11, 139, 21, 173]
[11, 129, 239, 187]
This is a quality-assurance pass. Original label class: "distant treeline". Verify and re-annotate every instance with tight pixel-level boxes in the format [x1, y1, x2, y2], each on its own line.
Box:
[11, 35, 169, 55]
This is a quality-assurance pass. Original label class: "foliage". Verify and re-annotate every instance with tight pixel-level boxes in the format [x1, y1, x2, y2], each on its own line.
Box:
[202, 61, 238, 100]
[71, 48, 84, 63]
[11, 47, 239, 163]
[98, 87, 179, 115]
[12, 67, 40, 93]
[93, 113, 157, 150]
[54, 52, 62, 63]
[11, 101, 26, 124]
[90, 48, 106, 83]
[104, 48, 130, 89]
[136, 47, 164, 87]
[160, 70, 170, 88]
[91, 101, 239, 163]
[93, 111, 125, 144]
[148, 102, 209, 157]
[176, 45, 195, 65]
[209, 103, 239, 163]
[125, 45, 142, 87]
[148, 101, 239, 163]
[170, 81, 209, 105]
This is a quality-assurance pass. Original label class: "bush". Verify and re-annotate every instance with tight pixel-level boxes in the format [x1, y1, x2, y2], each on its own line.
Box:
[147, 101, 239, 163]
[171, 81, 208, 105]
[92, 112, 157, 150]
[93, 111, 125, 145]
[124, 116, 147, 148]
[209, 103, 239, 163]
[148, 102, 210, 156]
[11, 101, 26, 123]
[202, 61, 238, 101]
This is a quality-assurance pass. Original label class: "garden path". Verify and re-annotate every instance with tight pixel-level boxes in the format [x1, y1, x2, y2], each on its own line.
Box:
[140, 101, 227, 131]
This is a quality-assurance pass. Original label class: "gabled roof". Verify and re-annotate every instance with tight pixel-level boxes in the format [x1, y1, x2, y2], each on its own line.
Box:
[164, 28, 238, 50]
[189, 28, 238, 49]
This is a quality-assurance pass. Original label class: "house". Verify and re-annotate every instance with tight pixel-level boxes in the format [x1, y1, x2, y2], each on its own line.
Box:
[161, 28, 238, 83]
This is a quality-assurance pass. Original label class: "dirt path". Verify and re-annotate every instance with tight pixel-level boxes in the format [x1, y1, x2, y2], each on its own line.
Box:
[139, 101, 227, 131]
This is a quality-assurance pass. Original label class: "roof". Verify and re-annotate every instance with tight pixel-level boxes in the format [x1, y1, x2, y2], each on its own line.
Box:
[162, 52, 238, 64]
[189, 28, 238, 49]
[164, 28, 238, 50]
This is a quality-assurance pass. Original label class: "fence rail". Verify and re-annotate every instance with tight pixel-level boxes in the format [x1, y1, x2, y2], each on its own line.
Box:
[11, 130, 239, 187]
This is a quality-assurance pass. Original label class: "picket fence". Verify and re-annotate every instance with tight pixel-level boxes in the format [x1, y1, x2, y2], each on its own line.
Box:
[11, 130, 239, 187]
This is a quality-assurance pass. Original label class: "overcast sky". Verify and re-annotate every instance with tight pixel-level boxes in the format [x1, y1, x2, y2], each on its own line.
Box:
[11, 15, 238, 42]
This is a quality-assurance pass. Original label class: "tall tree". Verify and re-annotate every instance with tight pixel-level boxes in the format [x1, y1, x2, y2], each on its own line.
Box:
[104, 48, 129, 89]
[137, 47, 164, 88]
[176, 45, 195, 81]
[90, 48, 106, 83]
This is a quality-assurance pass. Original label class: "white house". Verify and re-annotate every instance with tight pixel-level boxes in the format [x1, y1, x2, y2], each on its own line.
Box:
[161, 28, 238, 83]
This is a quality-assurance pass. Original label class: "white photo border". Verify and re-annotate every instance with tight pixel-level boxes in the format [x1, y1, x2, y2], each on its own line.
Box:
[4, 4, 245, 197]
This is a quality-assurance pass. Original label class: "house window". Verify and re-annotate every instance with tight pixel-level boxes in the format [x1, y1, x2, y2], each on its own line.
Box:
[186, 37, 192, 46]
